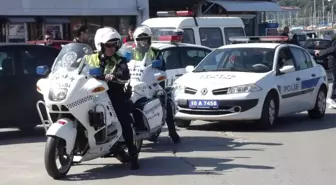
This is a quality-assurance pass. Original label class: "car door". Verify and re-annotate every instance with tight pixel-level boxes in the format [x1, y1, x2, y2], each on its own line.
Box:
[0, 46, 21, 126]
[289, 46, 317, 111]
[303, 50, 321, 109]
[17, 45, 59, 123]
[275, 46, 302, 115]
[159, 47, 183, 86]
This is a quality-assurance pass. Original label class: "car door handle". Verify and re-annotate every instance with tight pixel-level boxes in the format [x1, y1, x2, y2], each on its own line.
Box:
[175, 74, 183, 77]
[312, 73, 316, 77]
[296, 77, 301, 81]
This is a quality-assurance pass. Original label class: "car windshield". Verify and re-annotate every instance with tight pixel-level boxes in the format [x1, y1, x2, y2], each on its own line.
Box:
[297, 34, 307, 41]
[51, 43, 93, 73]
[194, 47, 275, 73]
[305, 32, 317, 38]
[304, 40, 331, 49]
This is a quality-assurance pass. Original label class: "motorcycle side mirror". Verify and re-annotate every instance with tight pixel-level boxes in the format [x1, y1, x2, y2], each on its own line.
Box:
[152, 60, 162, 68]
[36, 65, 50, 76]
[124, 52, 132, 62]
[89, 68, 102, 76]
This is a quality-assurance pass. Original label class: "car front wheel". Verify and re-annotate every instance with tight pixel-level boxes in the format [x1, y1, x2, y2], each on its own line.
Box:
[308, 87, 327, 119]
[256, 93, 279, 129]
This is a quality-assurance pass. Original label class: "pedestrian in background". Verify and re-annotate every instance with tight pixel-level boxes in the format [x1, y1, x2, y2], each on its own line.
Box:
[44, 32, 61, 50]
[280, 26, 289, 37]
[73, 25, 89, 44]
[289, 34, 300, 46]
[315, 37, 336, 108]
[123, 25, 135, 43]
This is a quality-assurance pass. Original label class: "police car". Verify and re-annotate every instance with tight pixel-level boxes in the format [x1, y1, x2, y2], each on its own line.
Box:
[172, 36, 328, 129]
[119, 34, 212, 86]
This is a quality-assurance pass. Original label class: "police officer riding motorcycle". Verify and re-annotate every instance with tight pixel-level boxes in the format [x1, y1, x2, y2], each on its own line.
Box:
[86, 27, 140, 170]
[132, 26, 180, 143]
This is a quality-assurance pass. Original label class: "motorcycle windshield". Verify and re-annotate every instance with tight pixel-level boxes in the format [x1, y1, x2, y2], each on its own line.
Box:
[51, 43, 93, 73]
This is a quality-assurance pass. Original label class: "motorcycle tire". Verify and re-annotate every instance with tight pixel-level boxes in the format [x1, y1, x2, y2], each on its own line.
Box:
[44, 136, 73, 179]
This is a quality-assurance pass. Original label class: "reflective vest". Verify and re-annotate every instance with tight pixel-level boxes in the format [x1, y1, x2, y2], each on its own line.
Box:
[132, 48, 155, 61]
[85, 53, 122, 74]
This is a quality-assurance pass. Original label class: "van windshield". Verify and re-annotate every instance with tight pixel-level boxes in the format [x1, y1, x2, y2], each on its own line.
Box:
[148, 27, 195, 44]
[149, 27, 176, 37]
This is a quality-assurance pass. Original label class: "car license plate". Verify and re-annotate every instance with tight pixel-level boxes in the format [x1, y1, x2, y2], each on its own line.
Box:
[188, 100, 219, 109]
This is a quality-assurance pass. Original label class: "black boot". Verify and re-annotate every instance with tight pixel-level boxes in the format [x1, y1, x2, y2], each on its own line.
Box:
[166, 101, 180, 144]
[129, 153, 140, 170]
[169, 130, 180, 144]
[128, 146, 140, 170]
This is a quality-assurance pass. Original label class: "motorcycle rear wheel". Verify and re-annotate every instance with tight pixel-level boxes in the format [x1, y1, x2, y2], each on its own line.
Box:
[44, 136, 73, 179]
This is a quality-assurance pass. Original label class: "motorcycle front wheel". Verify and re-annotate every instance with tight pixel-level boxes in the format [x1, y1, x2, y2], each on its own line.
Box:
[44, 136, 73, 179]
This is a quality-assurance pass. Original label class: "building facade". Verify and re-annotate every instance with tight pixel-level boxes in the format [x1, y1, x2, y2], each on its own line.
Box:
[149, 0, 282, 36]
[0, 0, 149, 43]
[266, 6, 301, 27]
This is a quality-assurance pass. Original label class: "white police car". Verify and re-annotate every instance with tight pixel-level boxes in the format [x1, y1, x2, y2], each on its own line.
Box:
[120, 35, 212, 86]
[172, 36, 328, 129]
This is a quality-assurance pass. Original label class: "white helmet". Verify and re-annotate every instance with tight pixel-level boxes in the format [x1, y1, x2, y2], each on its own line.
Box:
[133, 26, 153, 41]
[94, 27, 121, 51]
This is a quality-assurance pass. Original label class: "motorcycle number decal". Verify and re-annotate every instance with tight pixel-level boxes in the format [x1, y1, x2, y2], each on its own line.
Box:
[131, 77, 140, 81]
[60, 52, 78, 68]
[55, 82, 70, 88]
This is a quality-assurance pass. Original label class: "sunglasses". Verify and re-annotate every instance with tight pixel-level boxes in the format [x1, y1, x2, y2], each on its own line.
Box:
[104, 42, 119, 48]
[135, 37, 150, 41]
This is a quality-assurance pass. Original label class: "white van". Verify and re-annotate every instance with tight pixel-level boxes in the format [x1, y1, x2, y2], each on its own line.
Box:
[142, 11, 246, 49]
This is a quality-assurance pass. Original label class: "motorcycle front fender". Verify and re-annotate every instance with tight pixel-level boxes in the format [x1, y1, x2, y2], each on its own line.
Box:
[46, 118, 77, 155]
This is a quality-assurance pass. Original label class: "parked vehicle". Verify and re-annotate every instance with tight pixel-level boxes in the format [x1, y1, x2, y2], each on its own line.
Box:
[172, 36, 328, 129]
[0, 44, 59, 130]
[27, 40, 72, 49]
[142, 10, 246, 49]
[303, 39, 334, 70]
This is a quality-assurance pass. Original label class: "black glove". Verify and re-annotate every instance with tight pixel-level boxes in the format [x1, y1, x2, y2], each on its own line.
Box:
[125, 83, 132, 99]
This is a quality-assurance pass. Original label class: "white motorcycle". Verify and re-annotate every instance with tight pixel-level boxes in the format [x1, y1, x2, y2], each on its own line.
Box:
[121, 42, 176, 142]
[36, 43, 171, 179]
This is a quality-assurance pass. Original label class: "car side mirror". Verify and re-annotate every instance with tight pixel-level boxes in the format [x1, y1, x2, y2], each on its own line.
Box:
[185, 65, 194, 73]
[36, 65, 50, 76]
[279, 65, 295, 74]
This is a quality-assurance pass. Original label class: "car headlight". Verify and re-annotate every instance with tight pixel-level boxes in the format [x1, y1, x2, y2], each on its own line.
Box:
[227, 84, 262, 94]
[172, 83, 185, 92]
[49, 88, 68, 101]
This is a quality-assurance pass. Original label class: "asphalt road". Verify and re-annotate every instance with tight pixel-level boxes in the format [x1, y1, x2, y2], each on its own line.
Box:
[0, 113, 335, 185]
[0, 87, 335, 185]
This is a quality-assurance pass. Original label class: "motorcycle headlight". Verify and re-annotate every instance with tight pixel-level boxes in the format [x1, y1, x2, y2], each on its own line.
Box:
[227, 84, 262, 94]
[49, 88, 68, 101]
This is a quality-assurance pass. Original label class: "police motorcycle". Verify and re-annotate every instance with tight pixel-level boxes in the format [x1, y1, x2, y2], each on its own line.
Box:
[35, 43, 164, 179]
[120, 42, 175, 142]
